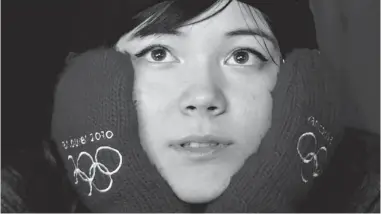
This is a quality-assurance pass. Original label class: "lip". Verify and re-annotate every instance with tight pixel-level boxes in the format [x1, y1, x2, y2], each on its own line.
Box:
[169, 135, 233, 161]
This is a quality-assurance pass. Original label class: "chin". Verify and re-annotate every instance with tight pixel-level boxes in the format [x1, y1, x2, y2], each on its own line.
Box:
[156, 159, 238, 204]
[169, 176, 231, 204]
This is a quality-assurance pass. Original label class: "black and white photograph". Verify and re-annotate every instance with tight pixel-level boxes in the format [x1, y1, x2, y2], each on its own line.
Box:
[2, 0, 380, 213]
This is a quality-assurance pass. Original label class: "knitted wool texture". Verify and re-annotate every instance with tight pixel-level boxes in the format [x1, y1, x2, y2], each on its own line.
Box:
[51, 48, 189, 212]
[51, 48, 343, 212]
[205, 49, 344, 212]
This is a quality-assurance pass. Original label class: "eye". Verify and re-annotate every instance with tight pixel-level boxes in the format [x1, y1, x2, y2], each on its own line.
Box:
[134, 45, 178, 63]
[225, 48, 268, 66]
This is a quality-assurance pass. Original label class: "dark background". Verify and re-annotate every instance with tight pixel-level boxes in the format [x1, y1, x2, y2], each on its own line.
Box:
[3, 1, 72, 153]
[2, 1, 121, 155]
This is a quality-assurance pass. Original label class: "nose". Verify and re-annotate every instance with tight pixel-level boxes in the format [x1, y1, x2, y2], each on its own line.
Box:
[179, 84, 227, 117]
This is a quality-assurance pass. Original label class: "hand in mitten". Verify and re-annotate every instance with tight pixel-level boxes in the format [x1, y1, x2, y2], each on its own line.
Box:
[51, 48, 190, 212]
[206, 49, 344, 212]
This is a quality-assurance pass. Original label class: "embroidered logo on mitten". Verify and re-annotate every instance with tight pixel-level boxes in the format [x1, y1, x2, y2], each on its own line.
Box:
[297, 116, 333, 183]
[297, 132, 327, 183]
[68, 146, 123, 196]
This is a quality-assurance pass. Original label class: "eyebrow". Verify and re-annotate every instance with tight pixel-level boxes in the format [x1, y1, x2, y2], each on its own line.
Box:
[131, 28, 277, 47]
[225, 29, 277, 46]
[132, 29, 182, 39]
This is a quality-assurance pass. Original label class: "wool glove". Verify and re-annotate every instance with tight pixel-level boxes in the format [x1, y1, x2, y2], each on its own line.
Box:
[51, 48, 190, 212]
[205, 49, 344, 212]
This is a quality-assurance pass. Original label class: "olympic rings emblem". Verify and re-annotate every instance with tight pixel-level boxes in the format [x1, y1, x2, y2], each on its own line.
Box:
[297, 132, 327, 183]
[68, 146, 123, 196]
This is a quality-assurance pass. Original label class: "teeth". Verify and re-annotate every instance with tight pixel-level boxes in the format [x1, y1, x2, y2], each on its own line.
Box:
[189, 142, 202, 148]
[184, 142, 219, 148]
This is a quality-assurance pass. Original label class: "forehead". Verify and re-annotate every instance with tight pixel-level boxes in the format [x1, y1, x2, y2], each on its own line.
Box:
[117, 0, 276, 48]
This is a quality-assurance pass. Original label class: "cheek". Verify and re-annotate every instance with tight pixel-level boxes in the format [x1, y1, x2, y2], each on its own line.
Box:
[133, 64, 177, 116]
[228, 83, 273, 148]
[133, 65, 183, 142]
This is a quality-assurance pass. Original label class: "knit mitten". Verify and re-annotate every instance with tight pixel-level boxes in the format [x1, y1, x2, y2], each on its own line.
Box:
[51, 48, 190, 212]
[205, 49, 344, 212]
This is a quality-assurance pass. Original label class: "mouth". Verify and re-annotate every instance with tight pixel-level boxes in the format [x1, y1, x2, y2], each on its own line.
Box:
[169, 135, 233, 160]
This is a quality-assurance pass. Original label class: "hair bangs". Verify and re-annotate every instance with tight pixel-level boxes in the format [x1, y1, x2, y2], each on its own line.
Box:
[131, 0, 232, 38]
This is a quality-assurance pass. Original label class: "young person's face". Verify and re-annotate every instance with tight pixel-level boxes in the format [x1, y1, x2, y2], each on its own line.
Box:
[116, 0, 281, 203]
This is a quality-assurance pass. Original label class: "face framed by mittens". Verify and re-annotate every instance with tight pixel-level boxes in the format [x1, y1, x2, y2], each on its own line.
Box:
[51, 0, 343, 212]
[116, 0, 281, 204]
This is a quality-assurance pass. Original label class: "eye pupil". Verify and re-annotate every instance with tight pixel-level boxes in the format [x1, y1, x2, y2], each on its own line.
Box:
[151, 49, 166, 61]
[234, 51, 249, 64]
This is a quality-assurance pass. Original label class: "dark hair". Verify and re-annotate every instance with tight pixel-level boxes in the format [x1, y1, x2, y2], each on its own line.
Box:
[130, 0, 232, 37]
[70, 0, 317, 56]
